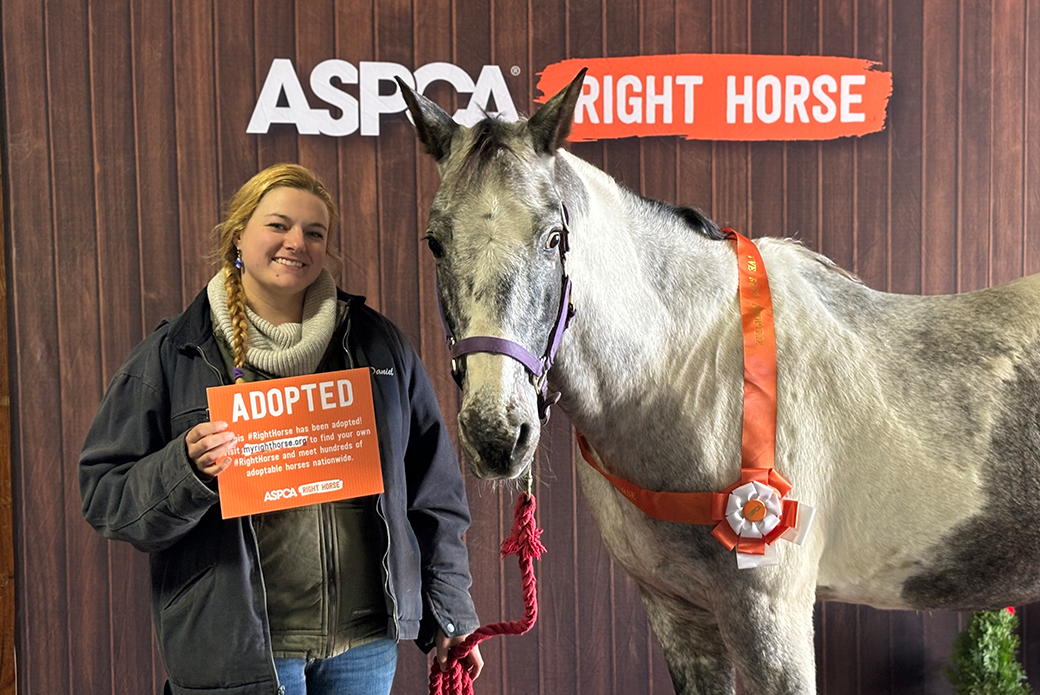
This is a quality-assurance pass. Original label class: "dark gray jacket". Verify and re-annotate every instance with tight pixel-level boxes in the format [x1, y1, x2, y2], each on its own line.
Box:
[80, 287, 479, 694]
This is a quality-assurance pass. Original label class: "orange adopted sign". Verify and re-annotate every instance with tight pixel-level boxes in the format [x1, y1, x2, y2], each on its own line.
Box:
[536, 54, 892, 141]
[207, 368, 384, 518]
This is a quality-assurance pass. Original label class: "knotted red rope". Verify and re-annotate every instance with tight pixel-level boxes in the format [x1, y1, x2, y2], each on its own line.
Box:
[429, 492, 545, 695]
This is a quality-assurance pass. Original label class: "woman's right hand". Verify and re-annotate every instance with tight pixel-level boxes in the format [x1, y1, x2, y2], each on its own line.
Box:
[186, 421, 237, 480]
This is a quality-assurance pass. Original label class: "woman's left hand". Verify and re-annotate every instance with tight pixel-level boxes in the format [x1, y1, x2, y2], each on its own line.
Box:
[435, 628, 483, 681]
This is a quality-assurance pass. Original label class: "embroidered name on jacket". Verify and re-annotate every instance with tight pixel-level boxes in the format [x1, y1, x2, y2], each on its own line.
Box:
[371, 367, 395, 376]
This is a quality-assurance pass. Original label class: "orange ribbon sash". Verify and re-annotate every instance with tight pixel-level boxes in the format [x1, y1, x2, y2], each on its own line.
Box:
[577, 229, 813, 566]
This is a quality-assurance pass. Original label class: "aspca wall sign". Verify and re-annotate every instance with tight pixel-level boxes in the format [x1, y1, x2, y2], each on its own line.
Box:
[537, 55, 893, 141]
[247, 59, 518, 136]
[247, 54, 892, 141]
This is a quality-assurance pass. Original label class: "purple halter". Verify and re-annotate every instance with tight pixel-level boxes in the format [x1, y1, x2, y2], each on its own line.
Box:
[436, 204, 575, 424]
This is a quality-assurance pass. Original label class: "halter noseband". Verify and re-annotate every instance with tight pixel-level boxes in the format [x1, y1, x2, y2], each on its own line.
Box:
[436, 203, 576, 424]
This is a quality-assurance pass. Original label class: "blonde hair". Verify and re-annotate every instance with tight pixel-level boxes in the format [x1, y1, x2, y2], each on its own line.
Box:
[214, 163, 340, 382]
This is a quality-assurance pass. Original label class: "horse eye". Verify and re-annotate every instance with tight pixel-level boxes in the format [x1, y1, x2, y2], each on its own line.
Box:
[544, 231, 562, 251]
[425, 235, 445, 259]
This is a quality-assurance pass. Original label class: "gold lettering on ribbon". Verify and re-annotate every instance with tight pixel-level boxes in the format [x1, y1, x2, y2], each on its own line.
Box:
[752, 304, 766, 345]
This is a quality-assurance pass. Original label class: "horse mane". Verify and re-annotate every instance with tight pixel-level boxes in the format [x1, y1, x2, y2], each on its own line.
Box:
[670, 203, 727, 240]
[638, 195, 728, 241]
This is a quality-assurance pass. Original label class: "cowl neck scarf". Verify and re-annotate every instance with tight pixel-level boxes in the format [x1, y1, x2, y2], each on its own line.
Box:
[207, 268, 338, 377]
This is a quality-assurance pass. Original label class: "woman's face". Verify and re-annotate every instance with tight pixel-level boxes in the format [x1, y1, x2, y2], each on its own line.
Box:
[236, 187, 329, 321]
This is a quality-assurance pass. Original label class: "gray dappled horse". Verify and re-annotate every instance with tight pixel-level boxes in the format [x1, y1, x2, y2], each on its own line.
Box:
[399, 71, 1040, 694]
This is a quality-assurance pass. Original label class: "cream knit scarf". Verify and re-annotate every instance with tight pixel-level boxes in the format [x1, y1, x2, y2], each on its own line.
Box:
[207, 268, 338, 377]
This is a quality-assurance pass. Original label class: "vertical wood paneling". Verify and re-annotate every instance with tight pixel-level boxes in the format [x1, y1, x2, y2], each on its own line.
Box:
[784, 1, 820, 252]
[5, 0, 65, 692]
[854, 0, 890, 290]
[133, 0, 184, 333]
[824, 602, 860, 695]
[922, 0, 960, 295]
[1024, 603, 1040, 694]
[991, 0, 1027, 286]
[214, 1, 260, 206]
[4, 1, 1040, 694]
[748, 0, 785, 239]
[923, 612, 964, 695]
[1028, 0, 1040, 278]
[0, 165, 13, 694]
[713, 0, 750, 233]
[958, 0, 993, 292]
[819, 0, 856, 272]
[890, 0, 924, 296]
[172, 0, 220, 301]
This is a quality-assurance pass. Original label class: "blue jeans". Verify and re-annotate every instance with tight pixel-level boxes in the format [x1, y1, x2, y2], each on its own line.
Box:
[275, 639, 398, 695]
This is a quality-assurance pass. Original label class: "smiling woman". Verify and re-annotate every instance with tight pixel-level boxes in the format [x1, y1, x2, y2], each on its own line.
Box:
[236, 187, 330, 325]
[78, 164, 484, 695]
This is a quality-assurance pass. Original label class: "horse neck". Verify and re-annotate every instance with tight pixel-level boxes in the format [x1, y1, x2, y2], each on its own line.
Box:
[552, 152, 744, 445]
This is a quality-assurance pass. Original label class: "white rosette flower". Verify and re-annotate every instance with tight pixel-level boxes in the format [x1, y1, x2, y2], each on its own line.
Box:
[725, 481, 783, 539]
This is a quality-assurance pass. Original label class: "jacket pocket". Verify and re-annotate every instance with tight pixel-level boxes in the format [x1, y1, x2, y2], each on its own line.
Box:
[161, 562, 214, 611]
[158, 563, 217, 687]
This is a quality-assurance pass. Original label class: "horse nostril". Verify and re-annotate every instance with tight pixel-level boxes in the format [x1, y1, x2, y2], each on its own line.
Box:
[514, 422, 533, 457]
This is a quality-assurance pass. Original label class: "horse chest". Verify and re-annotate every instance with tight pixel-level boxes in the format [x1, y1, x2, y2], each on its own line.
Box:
[575, 463, 721, 602]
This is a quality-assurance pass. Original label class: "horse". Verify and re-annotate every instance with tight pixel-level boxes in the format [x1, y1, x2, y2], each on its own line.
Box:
[398, 70, 1040, 694]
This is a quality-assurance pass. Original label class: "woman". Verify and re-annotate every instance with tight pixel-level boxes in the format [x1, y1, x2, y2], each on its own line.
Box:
[80, 164, 482, 694]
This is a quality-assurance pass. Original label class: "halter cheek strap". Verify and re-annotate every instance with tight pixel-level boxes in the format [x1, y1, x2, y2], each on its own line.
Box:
[436, 203, 575, 424]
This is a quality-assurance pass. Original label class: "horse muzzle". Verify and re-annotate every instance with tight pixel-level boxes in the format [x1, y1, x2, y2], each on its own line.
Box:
[456, 357, 541, 480]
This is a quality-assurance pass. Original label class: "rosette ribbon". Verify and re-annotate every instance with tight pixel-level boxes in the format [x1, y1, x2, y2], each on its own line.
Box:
[709, 468, 816, 569]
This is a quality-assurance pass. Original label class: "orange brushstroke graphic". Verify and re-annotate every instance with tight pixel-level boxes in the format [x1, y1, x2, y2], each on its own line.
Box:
[536, 55, 892, 141]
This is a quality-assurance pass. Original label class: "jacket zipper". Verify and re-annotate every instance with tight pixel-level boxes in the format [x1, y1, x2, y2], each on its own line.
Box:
[341, 309, 400, 641]
[321, 502, 337, 657]
[374, 496, 400, 641]
[196, 344, 281, 692]
[194, 344, 228, 388]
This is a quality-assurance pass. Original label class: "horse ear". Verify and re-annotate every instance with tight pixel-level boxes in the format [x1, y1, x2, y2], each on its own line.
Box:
[527, 68, 588, 155]
[395, 77, 458, 162]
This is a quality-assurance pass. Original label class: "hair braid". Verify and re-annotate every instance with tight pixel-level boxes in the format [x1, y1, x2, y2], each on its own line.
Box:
[222, 264, 250, 384]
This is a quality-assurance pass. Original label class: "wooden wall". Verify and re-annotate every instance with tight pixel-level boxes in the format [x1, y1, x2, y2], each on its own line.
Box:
[2, 0, 1039, 693]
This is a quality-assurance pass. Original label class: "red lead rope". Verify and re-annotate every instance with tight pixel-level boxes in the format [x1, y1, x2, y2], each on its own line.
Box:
[429, 493, 545, 695]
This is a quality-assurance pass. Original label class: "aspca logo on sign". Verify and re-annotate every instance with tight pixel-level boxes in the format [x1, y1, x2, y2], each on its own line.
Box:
[264, 488, 299, 502]
[248, 59, 518, 137]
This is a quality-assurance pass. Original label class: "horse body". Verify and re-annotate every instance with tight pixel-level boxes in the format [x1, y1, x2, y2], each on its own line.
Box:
[401, 73, 1040, 693]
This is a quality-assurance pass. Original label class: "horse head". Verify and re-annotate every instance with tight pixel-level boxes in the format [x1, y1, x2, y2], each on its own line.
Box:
[399, 70, 587, 480]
